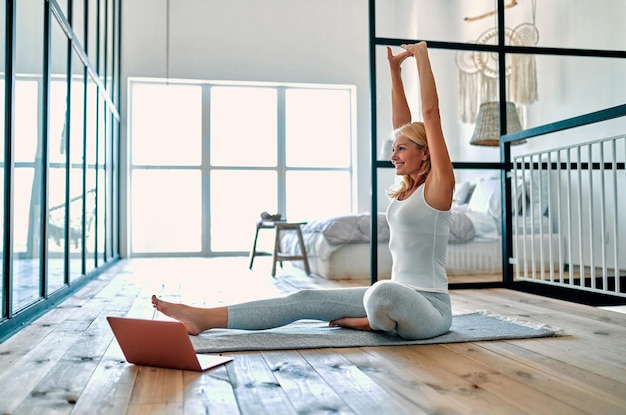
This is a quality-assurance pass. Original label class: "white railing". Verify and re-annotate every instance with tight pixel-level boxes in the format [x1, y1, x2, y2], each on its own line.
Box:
[509, 133, 625, 298]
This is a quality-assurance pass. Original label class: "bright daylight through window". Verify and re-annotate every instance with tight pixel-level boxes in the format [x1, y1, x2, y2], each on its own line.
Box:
[130, 81, 355, 256]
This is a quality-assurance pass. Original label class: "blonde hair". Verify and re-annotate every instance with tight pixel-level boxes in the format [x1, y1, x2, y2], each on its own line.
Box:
[387, 122, 431, 199]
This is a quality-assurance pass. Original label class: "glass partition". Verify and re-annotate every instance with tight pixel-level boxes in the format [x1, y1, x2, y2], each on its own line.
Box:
[375, 1, 625, 51]
[69, 48, 86, 282]
[376, 48, 626, 166]
[96, 94, 106, 263]
[84, 74, 97, 273]
[1, 0, 119, 340]
[529, 0, 625, 51]
[377, 167, 507, 283]
[55, 0, 69, 20]
[375, 45, 506, 163]
[72, 0, 86, 49]
[98, 0, 106, 83]
[0, 0, 5, 318]
[13, 0, 44, 311]
[47, 15, 70, 294]
[106, 0, 114, 94]
[524, 55, 626, 129]
[87, 0, 97, 64]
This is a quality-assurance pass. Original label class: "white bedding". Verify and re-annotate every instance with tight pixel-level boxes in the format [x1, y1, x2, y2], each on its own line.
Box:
[282, 210, 486, 262]
[281, 210, 559, 280]
[282, 174, 560, 280]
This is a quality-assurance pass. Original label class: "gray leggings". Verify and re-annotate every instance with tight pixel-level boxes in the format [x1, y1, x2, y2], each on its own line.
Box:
[227, 280, 452, 340]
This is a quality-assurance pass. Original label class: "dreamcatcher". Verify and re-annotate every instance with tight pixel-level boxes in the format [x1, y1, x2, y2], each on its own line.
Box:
[457, 0, 539, 123]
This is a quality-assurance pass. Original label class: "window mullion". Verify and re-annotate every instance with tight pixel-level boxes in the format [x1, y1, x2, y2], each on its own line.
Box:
[277, 87, 287, 218]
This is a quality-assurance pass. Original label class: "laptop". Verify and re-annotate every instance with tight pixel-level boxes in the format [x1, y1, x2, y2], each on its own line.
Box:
[107, 316, 232, 372]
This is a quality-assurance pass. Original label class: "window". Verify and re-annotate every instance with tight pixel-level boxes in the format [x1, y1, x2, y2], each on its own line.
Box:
[1, 0, 120, 340]
[130, 84, 203, 253]
[129, 80, 356, 256]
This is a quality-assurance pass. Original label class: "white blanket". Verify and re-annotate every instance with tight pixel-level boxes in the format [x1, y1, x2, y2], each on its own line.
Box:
[300, 212, 389, 245]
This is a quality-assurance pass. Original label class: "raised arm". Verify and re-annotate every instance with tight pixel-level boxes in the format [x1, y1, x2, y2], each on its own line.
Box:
[386, 46, 412, 129]
[403, 42, 455, 210]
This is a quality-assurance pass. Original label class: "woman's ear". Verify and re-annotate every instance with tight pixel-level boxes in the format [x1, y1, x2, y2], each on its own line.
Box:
[422, 147, 430, 161]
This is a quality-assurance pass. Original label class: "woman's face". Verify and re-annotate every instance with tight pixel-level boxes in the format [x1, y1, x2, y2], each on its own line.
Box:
[391, 135, 427, 177]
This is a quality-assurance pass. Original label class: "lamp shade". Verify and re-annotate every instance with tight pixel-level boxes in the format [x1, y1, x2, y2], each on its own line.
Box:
[470, 102, 526, 146]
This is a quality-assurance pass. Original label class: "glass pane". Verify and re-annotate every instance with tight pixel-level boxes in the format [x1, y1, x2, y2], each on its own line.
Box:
[85, 75, 98, 272]
[69, 50, 86, 282]
[102, 110, 109, 261]
[524, 55, 626, 130]
[285, 89, 352, 168]
[286, 171, 351, 221]
[87, 0, 97, 64]
[48, 17, 70, 294]
[210, 87, 277, 167]
[14, 0, 44, 311]
[131, 169, 202, 253]
[113, 1, 120, 105]
[210, 170, 277, 252]
[376, 168, 396, 213]
[54, 0, 69, 20]
[0, 0, 4, 314]
[448, 169, 504, 283]
[526, 0, 624, 50]
[131, 83, 202, 166]
[102, 107, 115, 262]
[13, 169, 40, 310]
[73, 0, 86, 48]
[106, 0, 114, 93]
[376, 46, 504, 163]
[375, 0, 502, 44]
[97, 164, 105, 261]
[98, 0, 106, 81]
[97, 96, 106, 261]
[375, 1, 625, 51]
[107, 112, 115, 260]
[13, 82, 40, 243]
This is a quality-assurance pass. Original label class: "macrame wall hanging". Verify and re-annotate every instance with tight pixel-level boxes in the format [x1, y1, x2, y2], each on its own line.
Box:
[457, 0, 538, 124]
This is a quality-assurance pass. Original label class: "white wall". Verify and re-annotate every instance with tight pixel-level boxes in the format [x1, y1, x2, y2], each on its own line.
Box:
[120, 0, 626, 257]
[120, 0, 371, 256]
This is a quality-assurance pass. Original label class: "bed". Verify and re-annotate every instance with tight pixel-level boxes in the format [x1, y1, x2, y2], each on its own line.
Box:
[281, 174, 562, 280]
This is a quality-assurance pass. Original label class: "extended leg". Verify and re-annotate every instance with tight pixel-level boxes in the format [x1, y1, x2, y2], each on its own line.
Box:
[227, 287, 368, 330]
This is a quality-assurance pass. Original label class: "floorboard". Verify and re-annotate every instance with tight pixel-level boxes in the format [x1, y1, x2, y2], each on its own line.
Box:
[0, 257, 624, 415]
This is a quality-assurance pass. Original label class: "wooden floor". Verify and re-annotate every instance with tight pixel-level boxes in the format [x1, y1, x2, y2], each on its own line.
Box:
[0, 257, 625, 415]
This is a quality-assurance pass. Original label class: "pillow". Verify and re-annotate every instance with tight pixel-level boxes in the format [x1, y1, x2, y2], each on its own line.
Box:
[525, 157, 550, 216]
[509, 170, 526, 214]
[467, 177, 501, 220]
[453, 181, 471, 205]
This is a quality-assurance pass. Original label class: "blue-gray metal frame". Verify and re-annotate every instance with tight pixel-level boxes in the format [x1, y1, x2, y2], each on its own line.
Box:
[500, 104, 626, 293]
[0, 0, 122, 342]
[3, 0, 16, 321]
[368, 0, 626, 292]
[41, 0, 52, 299]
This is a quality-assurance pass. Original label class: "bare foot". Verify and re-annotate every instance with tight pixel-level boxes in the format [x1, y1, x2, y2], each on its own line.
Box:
[329, 316, 372, 332]
[151, 295, 227, 335]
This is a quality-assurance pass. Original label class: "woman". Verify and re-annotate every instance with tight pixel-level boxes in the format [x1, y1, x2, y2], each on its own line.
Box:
[152, 42, 455, 340]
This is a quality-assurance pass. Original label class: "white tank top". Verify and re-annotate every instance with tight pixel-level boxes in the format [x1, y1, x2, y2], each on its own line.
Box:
[386, 184, 451, 292]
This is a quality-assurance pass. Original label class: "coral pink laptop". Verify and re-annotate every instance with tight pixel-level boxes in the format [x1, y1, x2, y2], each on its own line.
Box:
[107, 316, 232, 372]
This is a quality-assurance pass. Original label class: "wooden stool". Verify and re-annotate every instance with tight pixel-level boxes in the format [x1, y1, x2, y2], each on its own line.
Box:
[248, 220, 310, 276]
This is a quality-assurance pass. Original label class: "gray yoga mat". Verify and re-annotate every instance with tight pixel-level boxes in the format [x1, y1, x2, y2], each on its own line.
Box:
[190, 311, 563, 353]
